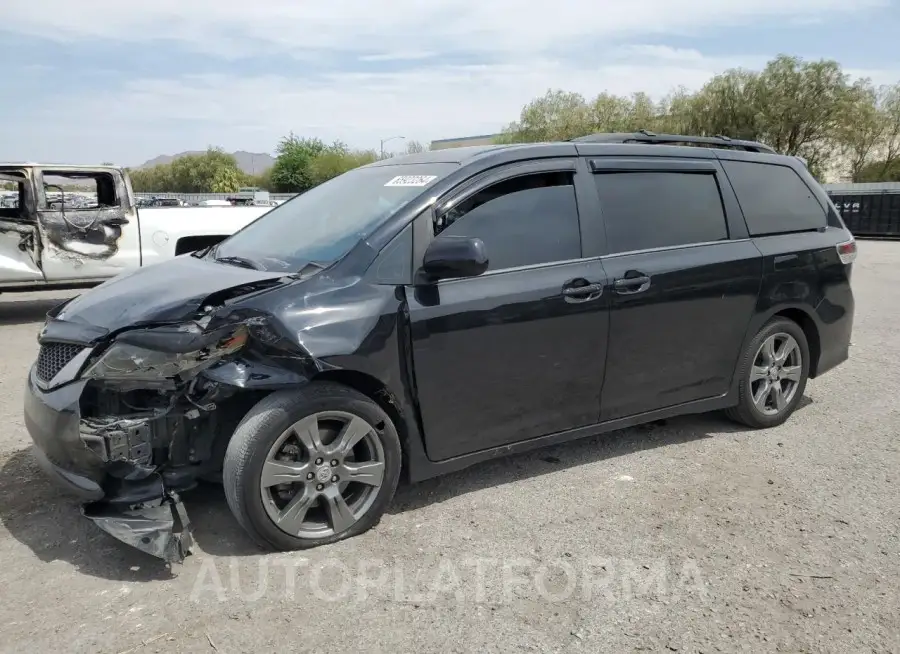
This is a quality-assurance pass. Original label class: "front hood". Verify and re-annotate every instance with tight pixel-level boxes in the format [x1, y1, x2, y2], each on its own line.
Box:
[52, 255, 290, 335]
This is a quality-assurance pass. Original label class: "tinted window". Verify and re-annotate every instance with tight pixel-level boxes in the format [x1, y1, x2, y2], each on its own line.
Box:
[434, 172, 581, 271]
[593, 172, 728, 254]
[722, 160, 826, 236]
[375, 223, 413, 284]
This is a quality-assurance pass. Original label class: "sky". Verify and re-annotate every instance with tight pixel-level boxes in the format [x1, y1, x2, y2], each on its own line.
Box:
[2, 0, 899, 166]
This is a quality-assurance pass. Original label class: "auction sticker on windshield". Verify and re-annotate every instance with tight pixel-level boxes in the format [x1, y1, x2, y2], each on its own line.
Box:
[384, 175, 438, 187]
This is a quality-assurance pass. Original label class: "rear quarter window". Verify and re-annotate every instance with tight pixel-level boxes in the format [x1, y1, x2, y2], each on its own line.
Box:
[722, 160, 826, 236]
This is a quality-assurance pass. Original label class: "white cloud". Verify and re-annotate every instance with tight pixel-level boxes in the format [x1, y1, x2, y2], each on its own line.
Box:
[4, 0, 889, 58]
[358, 52, 438, 63]
[2, 0, 897, 163]
[18, 54, 900, 165]
[21, 54, 768, 163]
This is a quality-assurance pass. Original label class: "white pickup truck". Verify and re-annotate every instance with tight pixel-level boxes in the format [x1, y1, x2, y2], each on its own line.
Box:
[0, 163, 271, 294]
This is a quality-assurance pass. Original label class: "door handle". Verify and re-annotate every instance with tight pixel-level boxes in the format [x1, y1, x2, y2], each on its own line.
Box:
[613, 275, 651, 295]
[561, 280, 604, 303]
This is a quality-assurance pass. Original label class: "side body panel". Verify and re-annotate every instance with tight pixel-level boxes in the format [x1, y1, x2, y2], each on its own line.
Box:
[715, 150, 856, 380]
[599, 241, 762, 420]
[406, 260, 609, 461]
[403, 158, 610, 461]
[0, 168, 44, 285]
[584, 156, 762, 421]
[34, 167, 142, 282]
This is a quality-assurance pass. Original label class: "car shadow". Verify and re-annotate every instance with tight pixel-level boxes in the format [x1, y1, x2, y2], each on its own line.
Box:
[387, 406, 808, 514]
[0, 400, 813, 580]
[0, 448, 178, 581]
[0, 294, 76, 326]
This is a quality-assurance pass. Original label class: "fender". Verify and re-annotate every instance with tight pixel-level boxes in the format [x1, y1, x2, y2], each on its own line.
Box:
[729, 301, 823, 395]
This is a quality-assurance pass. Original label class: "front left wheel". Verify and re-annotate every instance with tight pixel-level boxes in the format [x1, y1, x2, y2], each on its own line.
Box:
[223, 383, 402, 551]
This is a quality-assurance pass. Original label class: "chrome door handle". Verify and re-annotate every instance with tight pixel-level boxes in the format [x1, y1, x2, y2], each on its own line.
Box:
[613, 275, 651, 294]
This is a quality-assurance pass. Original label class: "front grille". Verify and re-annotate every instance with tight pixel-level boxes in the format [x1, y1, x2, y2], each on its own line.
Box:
[36, 342, 84, 383]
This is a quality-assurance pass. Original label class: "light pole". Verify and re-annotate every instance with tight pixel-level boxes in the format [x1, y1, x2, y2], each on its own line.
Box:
[380, 135, 405, 159]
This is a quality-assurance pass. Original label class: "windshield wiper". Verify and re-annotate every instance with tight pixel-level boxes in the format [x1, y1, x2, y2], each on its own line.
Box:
[214, 255, 262, 270]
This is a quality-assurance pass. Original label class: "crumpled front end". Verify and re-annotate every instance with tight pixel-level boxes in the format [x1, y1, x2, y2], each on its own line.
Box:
[24, 281, 325, 563]
[24, 363, 208, 563]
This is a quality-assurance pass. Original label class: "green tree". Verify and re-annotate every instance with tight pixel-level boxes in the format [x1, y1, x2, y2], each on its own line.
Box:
[128, 148, 244, 193]
[308, 142, 378, 185]
[496, 55, 899, 182]
[684, 69, 761, 140]
[244, 167, 274, 191]
[269, 134, 329, 193]
[863, 83, 900, 181]
[856, 158, 900, 182]
[496, 90, 593, 143]
[169, 148, 244, 193]
[837, 79, 886, 180]
[751, 56, 857, 174]
[129, 165, 173, 192]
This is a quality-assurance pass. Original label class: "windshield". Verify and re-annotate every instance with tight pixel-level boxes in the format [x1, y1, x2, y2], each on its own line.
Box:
[212, 162, 457, 272]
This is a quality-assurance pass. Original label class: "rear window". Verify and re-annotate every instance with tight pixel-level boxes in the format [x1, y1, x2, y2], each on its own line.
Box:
[722, 160, 826, 236]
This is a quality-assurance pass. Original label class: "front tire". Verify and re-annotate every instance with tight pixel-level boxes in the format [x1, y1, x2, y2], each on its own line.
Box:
[223, 382, 402, 551]
[725, 317, 810, 429]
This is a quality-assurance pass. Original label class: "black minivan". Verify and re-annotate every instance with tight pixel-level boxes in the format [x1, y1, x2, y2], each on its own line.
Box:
[23, 133, 856, 561]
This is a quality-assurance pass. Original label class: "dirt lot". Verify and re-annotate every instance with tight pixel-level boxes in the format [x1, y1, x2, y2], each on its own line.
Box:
[1, 242, 898, 654]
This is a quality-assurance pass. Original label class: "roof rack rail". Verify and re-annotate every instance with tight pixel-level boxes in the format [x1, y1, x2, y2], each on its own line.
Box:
[569, 131, 776, 154]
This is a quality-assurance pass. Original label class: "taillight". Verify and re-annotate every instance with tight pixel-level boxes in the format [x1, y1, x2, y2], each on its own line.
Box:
[836, 238, 857, 264]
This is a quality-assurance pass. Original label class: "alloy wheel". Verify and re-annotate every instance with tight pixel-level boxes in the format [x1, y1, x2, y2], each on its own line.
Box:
[750, 332, 803, 417]
[260, 411, 385, 538]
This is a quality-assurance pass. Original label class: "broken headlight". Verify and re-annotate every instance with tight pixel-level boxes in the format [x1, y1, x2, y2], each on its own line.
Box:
[83, 323, 249, 381]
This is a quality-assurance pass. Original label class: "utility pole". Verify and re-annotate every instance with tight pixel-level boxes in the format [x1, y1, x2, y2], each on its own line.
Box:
[380, 135, 405, 159]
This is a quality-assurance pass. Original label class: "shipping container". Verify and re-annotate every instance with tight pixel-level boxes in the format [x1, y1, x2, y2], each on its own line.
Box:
[825, 182, 900, 238]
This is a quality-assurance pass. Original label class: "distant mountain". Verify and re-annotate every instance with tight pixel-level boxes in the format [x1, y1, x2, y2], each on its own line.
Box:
[136, 150, 276, 174]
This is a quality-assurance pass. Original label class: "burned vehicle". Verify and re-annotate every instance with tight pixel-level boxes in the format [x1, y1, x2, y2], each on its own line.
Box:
[0, 163, 269, 295]
[24, 134, 856, 562]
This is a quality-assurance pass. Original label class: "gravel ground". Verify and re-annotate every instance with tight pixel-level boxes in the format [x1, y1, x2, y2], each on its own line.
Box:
[0, 242, 898, 654]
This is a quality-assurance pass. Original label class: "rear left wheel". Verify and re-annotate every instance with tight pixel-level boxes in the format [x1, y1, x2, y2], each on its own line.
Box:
[726, 317, 810, 429]
[223, 383, 402, 551]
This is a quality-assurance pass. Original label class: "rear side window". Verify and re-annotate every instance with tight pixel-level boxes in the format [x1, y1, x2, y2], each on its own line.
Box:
[593, 172, 728, 254]
[434, 171, 581, 271]
[722, 160, 826, 236]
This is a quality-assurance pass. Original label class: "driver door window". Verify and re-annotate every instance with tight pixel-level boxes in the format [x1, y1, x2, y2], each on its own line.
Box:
[434, 171, 582, 272]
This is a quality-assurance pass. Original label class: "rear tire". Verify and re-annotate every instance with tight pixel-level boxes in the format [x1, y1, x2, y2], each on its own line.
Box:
[725, 317, 810, 429]
[223, 382, 402, 551]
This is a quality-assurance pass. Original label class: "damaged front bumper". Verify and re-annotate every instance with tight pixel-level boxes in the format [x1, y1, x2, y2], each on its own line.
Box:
[23, 368, 194, 563]
[83, 491, 193, 563]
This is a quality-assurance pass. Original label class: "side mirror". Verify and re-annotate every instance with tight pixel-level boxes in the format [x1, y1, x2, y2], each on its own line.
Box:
[421, 236, 488, 281]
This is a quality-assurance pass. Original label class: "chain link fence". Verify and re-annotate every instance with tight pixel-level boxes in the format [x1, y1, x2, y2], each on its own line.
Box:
[135, 192, 299, 203]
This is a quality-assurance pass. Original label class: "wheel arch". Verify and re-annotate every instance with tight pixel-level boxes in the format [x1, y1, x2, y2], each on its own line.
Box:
[312, 369, 415, 480]
[770, 307, 822, 377]
[733, 303, 824, 392]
